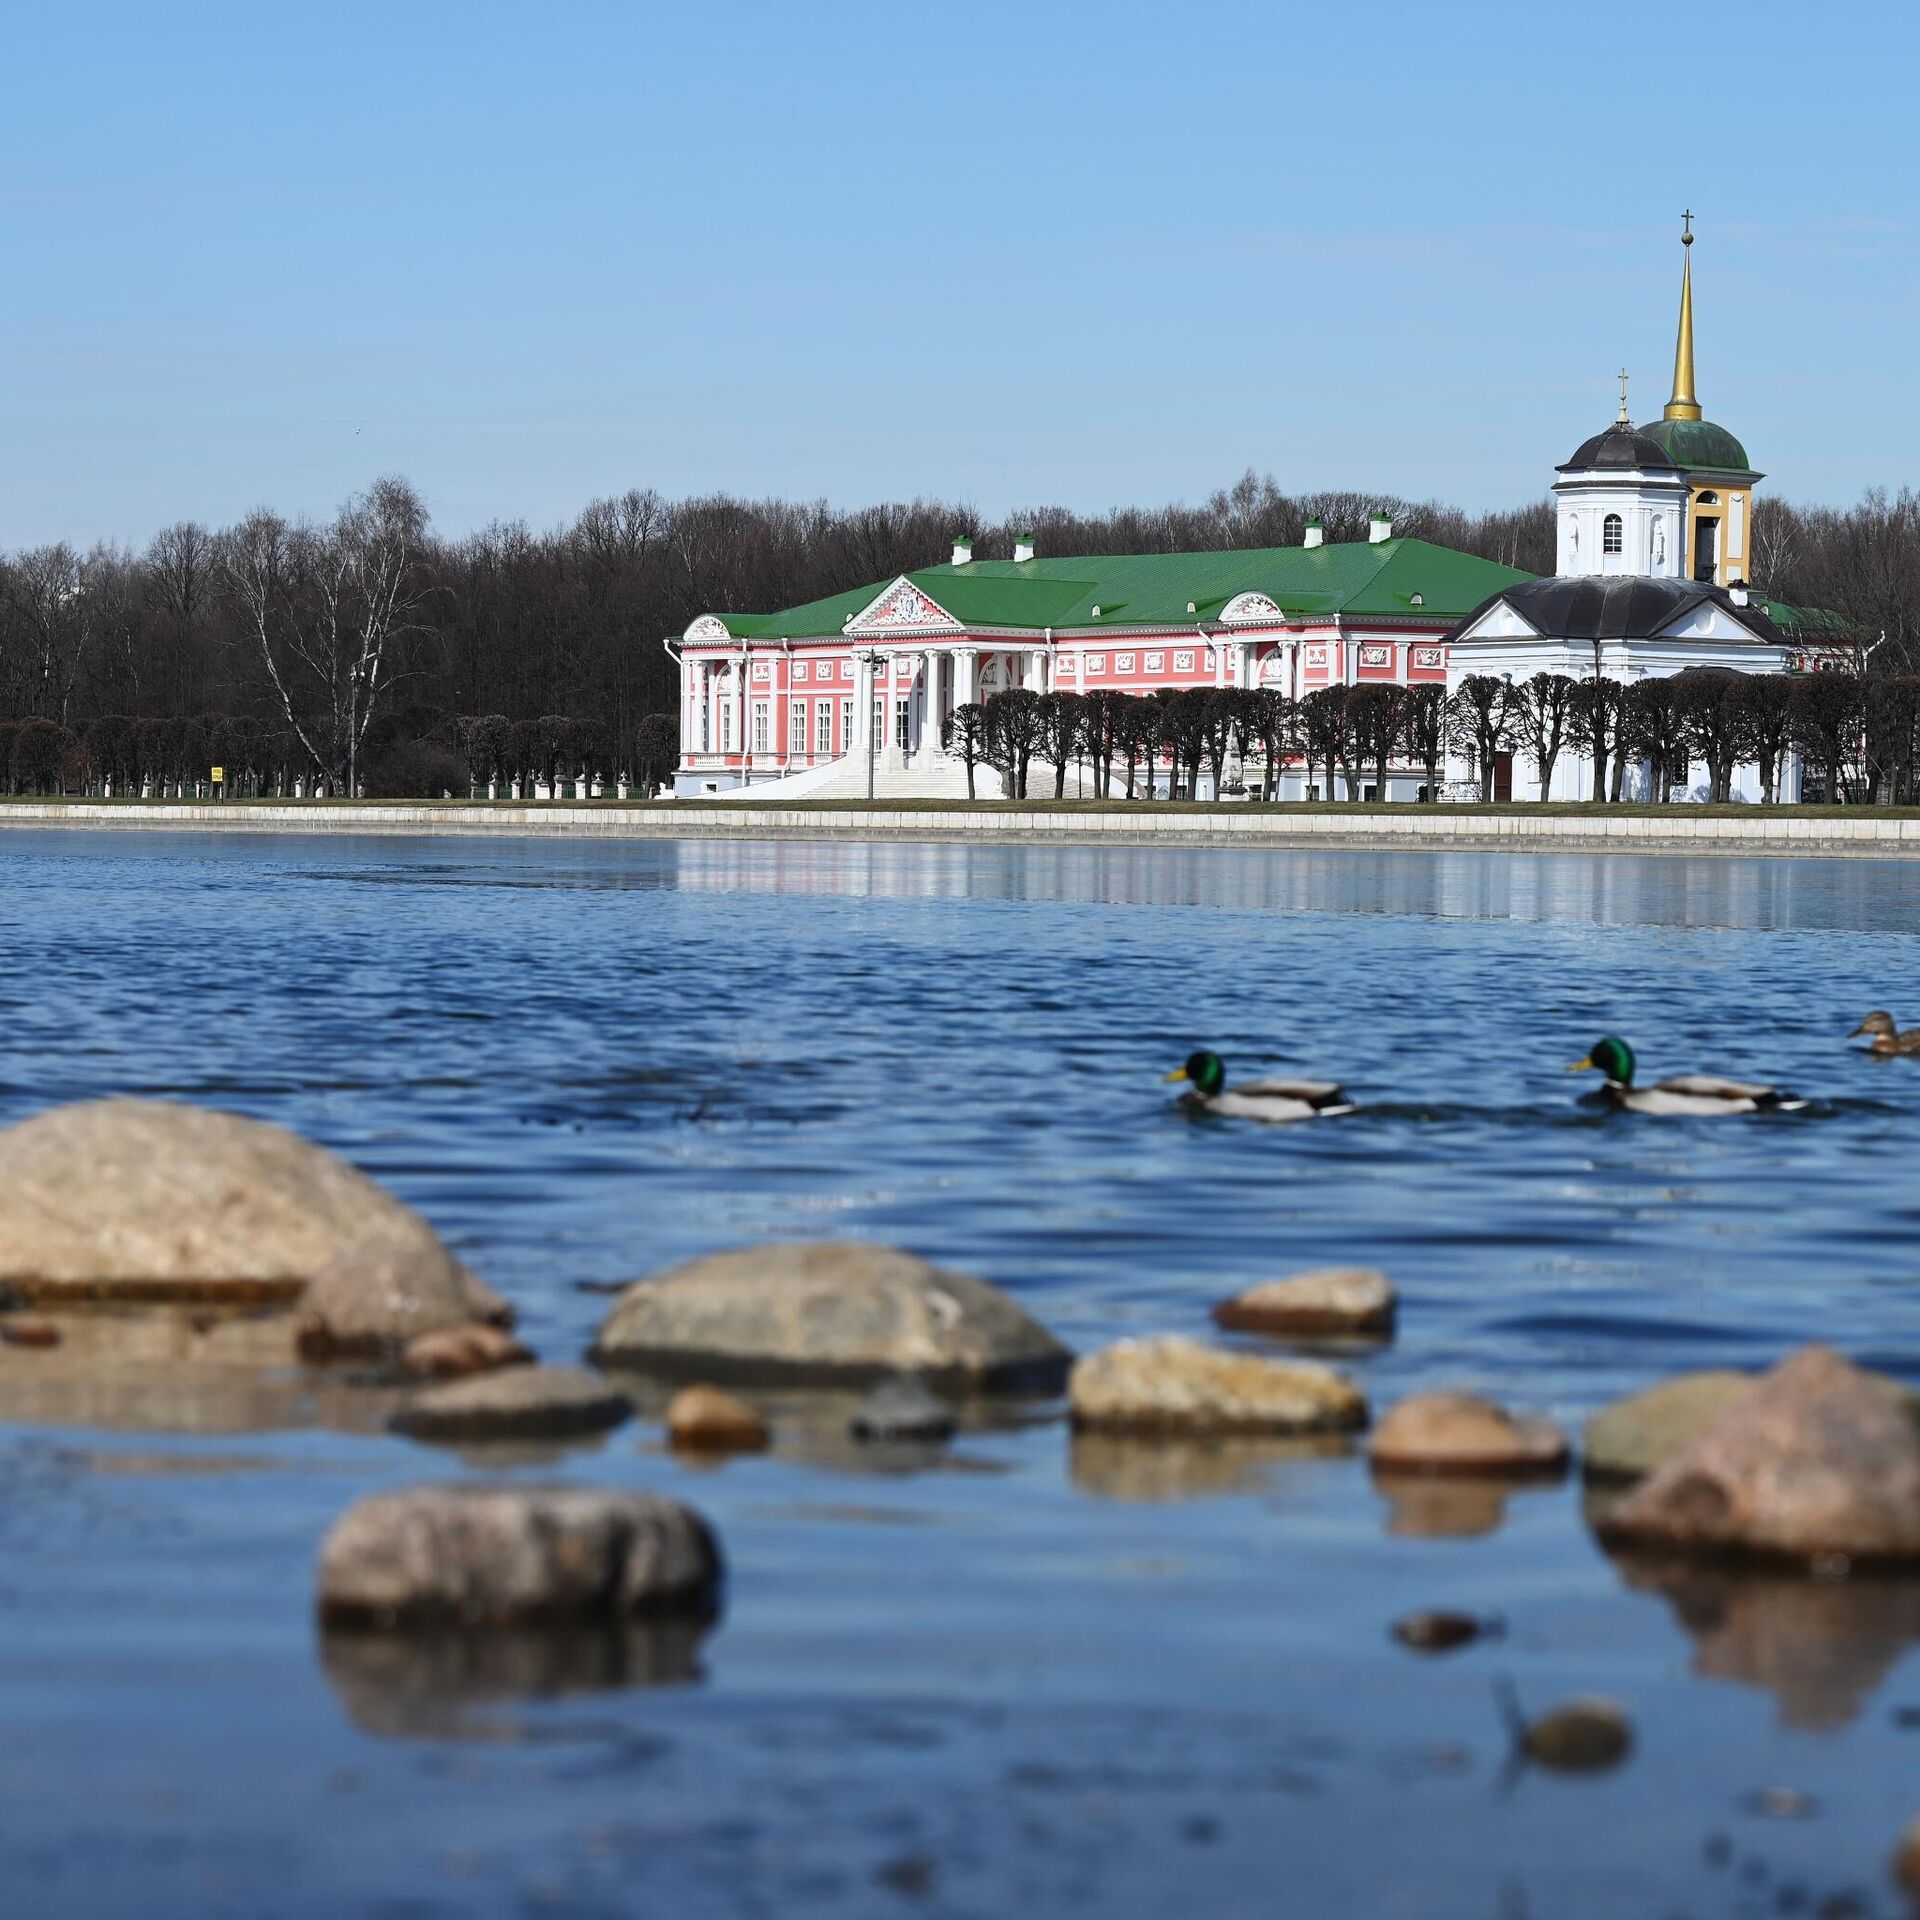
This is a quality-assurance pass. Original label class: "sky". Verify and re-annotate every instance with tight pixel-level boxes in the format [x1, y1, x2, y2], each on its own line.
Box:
[2, 0, 1916, 551]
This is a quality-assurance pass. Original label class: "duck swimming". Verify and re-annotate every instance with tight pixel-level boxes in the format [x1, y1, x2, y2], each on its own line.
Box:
[1166, 1050, 1355, 1123]
[1568, 1036, 1806, 1116]
[1850, 1011, 1920, 1057]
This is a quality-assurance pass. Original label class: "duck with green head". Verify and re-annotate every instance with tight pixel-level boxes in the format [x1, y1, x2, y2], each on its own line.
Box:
[1568, 1036, 1805, 1115]
[1166, 1049, 1355, 1123]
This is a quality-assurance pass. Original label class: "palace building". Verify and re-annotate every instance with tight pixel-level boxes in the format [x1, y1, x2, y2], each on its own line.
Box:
[670, 223, 1833, 802]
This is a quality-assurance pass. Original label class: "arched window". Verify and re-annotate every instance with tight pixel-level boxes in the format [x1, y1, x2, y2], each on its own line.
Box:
[1698, 490, 1720, 506]
[1602, 513, 1624, 554]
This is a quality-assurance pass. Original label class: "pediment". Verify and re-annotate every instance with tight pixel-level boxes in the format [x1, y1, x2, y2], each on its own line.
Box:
[684, 613, 732, 644]
[1655, 601, 1771, 645]
[1451, 598, 1540, 643]
[845, 577, 962, 634]
[1219, 590, 1285, 626]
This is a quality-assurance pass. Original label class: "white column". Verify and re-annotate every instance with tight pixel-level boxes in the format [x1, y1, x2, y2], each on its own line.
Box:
[1029, 648, 1048, 693]
[955, 647, 979, 708]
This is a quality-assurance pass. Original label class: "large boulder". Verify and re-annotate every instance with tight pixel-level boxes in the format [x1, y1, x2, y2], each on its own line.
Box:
[1583, 1371, 1752, 1481]
[0, 1101, 499, 1331]
[1069, 1336, 1366, 1436]
[590, 1242, 1070, 1392]
[390, 1365, 633, 1443]
[317, 1485, 721, 1627]
[1595, 1346, 1920, 1567]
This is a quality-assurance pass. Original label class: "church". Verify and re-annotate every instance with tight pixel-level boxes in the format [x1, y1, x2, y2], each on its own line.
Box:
[669, 224, 1834, 802]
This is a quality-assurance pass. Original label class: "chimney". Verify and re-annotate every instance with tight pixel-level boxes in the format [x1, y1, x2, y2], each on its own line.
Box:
[952, 533, 973, 567]
[1303, 518, 1324, 550]
[1368, 511, 1393, 545]
[1013, 530, 1036, 563]
[1729, 577, 1749, 607]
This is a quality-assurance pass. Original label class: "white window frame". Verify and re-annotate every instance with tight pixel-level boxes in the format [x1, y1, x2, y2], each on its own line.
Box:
[1603, 513, 1624, 554]
[790, 699, 807, 755]
[752, 701, 769, 754]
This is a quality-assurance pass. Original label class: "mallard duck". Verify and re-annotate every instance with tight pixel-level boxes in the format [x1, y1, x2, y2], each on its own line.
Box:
[1850, 1011, 1920, 1057]
[1567, 1036, 1806, 1116]
[1165, 1050, 1355, 1122]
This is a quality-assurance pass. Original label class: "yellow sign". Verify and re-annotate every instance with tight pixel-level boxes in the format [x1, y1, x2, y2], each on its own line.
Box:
[211, 766, 224, 783]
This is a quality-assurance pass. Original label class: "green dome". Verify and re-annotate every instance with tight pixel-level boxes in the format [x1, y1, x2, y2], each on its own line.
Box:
[1635, 416, 1752, 474]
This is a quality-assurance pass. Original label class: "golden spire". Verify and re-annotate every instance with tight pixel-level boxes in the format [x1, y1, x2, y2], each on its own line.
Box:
[1664, 211, 1702, 422]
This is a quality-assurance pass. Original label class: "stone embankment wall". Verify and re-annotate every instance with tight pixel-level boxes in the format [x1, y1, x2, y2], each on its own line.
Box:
[3, 801, 1920, 857]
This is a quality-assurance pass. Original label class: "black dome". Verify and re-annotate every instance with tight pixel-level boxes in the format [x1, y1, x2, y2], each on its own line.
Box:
[1559, 423, 1681, 473]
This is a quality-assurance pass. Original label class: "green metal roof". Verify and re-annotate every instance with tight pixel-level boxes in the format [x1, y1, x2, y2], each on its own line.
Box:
[1636, 416, 1754, 475]
[709, 537, 1535, 640]
[1758, 595, 1850, 635]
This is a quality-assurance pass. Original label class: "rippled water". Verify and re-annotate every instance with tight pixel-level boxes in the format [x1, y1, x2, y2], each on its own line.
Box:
[2, 830, 1918, 1918]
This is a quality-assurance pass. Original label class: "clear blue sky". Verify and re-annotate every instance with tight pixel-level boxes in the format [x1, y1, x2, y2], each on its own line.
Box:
[3, 0, 1914, 549]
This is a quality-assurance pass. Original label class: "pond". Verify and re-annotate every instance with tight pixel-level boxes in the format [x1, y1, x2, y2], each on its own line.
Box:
[0, 830, 1916, 1917]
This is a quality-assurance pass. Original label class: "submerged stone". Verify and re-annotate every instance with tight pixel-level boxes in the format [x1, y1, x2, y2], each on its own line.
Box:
[1369, 1392, 1569, 1477]
[1583, 1371, 1752, 1481]
[0, 1099, 486, 1313]
[1391, 1609, 1493, 1654]
[1212, 1267, 1396, 1338]
[0, 1314, 62, 1349]
[399, 1322, 532, 1379]
[1597, 1347, 1920, 1567]
[1518, 1697, 1634, 1774]
[317, 1485, 720, 1627]
[299, 1238, 511, 1359]
[391, 1365, 633, 1443]
[666, 1384, 771, 1453]
[849, 1376, 956, 1443]
[1068, 1336, 1366, 1436]
[591, 1241, 1070, 1392]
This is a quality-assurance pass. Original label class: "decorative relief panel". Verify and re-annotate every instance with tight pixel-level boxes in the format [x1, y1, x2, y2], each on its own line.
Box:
[684, 614, 730, 644]
[792, 660, 808, 681]
[1144, 651, 1165, 672]
[1305, 646, 1327, 665]
[1219, 591, 1285, 625]
[1115, 653, 1136, 673]
[753, 660, 773, 681]
[857, 581, 956, 631]
[1412, 646, 1444, 669]
[1086, 655, 1106, 673]
[1359, 645, 1390, 668]
[1173, 650, 1194, 672]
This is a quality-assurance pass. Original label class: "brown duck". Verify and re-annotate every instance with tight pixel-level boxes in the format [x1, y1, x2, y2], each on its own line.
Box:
[1852, 1011, 1920, 1057]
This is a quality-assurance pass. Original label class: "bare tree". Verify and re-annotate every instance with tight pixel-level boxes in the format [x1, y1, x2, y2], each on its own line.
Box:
[1509, 672, 1578, 802]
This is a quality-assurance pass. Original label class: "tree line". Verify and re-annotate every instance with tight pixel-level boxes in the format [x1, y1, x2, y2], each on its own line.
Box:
[942, 669, 1913, 805]
[1, 470, 1915, 797]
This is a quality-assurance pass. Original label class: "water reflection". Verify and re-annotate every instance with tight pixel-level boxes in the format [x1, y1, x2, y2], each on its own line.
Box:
[1372, 1470, 1563, 1541]
[1070, 1430, 1351, 1502]
[661, 838, 1909, 933]
[0, 1307, 408, 1436]
[1611, 1552, 1920, 1729]
[320, 1619, 710, 1740]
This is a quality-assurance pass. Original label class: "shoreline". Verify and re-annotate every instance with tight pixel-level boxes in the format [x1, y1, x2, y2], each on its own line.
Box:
[3, 797, 1920, 857]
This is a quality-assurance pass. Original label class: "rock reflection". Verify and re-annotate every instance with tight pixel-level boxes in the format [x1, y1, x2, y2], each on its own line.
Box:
[320, 1619, 710, 1741]
[0, 1307, 408, 1436]
[1071, 1430, 1350, 1503]
[1611, 1552, 1920, 1729]
[1372, 1470, 1552, 1540]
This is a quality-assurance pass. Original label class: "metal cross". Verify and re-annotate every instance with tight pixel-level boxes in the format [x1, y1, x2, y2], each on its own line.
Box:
[1617, 368, 1630, 417]
[1681, 208, 1694, 245]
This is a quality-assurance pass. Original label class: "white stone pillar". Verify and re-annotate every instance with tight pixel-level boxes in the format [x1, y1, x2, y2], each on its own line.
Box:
[1030, 648, 1048, 693]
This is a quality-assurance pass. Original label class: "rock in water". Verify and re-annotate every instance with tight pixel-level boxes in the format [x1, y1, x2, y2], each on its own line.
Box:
[1595, 1346, 1920, 1566]
[1583, 1371, 1752, 1481]
[300, 1240, 511, 1358]
[849, 1376, 956, 1442]
[591, 1242, 1070, 1392]
[666, 1384, 771, 1453]
[1212, 1267, 1396, 1338]
[1392, 1609, 1493, 1654]
[317, 1486, 721, 1626]
[1894, 1814, 1920, 1895]
[1369, 1392, 1569, 1477]
[1069, 1336, 1366, 1436]
[400, 1322, 532, 1379]
[1518, 1697, 1633, 1773]
[0, 1100, 502, 1327]
[0, 1314, 62, 1349]
[391, 1366, 633, 1442]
